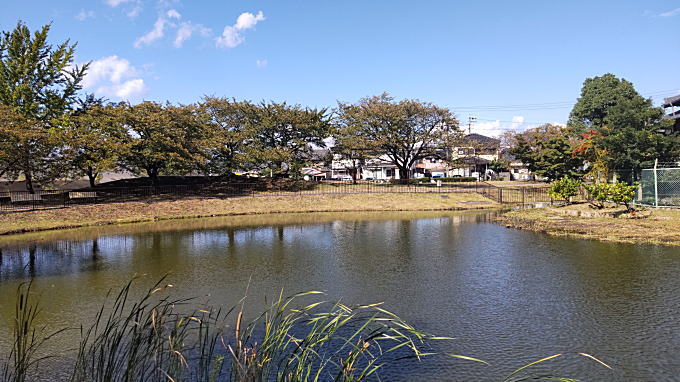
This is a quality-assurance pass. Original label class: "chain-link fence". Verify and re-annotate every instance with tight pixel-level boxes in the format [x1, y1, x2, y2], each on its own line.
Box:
[638, 165, 680, 207]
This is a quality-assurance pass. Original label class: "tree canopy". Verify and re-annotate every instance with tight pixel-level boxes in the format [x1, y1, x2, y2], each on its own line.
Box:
[568, 73, 679, 179]
[336, 93, 459, 181]
[62, 95, 129, 187]
[510, 124, 582, 181]
[0, 22, 88, 191]
[119, 102, 206, 184]
[242, 101, 331, 177]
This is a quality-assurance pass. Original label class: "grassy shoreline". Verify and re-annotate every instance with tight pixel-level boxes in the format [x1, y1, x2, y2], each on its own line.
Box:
[499, 204, 680, 246]
[0, 192, 497, 237]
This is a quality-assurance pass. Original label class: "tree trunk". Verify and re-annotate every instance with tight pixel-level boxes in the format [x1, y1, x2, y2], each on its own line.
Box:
[25, 169, 35, 194]
[24, 146, 35, 193]
[147, 168, 159, 186]
[349, 168, 358, 184]
[87, 167, 97, 188]
[398, 167, 410, 183]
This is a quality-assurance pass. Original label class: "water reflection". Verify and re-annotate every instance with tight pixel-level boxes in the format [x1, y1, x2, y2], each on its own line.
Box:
[0, 210, 679, 380]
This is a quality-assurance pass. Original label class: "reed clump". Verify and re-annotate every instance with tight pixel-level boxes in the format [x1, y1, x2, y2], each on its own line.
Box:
[1, 277, 611, 381]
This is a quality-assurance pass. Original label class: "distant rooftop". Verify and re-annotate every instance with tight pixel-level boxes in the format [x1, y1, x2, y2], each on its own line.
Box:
[465, 133, 500, 147]
[662, 95, 680, 108]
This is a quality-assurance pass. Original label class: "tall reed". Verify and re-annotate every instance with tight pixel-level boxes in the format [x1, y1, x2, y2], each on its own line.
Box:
[1, 277, 612, 381]
[1, 282, 66, 382]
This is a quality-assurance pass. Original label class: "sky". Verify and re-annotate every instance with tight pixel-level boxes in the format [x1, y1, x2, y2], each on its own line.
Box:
[1, 0, 679, 137]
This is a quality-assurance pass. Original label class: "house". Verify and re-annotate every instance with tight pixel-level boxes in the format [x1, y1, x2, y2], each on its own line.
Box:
[448, 134, 501, 179]
[413, 156, 449, 178]
[362, 156, 402, 180]
[303, 149, 333, 179]
[662, 95, 680, 134]
[508, 160, 533, 181]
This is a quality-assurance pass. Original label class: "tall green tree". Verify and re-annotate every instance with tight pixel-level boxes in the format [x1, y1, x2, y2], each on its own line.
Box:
[510, 124, 582, 181]
[242, 101, 331, 177]
[331, 116, 377, 183]
[568, 73, 679, 178]
[63, 95, 129, 187]
[119, 102, 206, 185]
[198, 97, 251, 175]
[336, 93, 459, 181]
[0, 22, 87, 192]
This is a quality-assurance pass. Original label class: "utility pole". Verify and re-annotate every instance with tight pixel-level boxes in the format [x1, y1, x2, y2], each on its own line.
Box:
[466, 117, 478, 180]
[467, 116, 476, 134]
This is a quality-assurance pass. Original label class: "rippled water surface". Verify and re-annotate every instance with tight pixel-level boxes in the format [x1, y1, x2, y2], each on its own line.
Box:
[1, 210, 679, 381]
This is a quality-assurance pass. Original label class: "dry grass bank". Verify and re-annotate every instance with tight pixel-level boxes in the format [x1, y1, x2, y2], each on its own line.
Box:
[0, 192, 496, 236]
[499, 204, 680, 246]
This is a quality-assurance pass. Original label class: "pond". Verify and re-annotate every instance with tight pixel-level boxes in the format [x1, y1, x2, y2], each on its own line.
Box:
[0, 210, 679, 381]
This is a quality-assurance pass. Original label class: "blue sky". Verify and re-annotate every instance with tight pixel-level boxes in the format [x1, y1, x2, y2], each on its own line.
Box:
[2, 0, 679, 136]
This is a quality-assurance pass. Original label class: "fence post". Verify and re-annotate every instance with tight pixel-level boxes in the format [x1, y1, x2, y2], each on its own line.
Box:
[653, 158, 659, 207]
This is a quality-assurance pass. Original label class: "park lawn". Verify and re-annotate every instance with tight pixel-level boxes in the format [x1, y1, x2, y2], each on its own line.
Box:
[0, 192, 496, 236]
[499, 204, 680, 246]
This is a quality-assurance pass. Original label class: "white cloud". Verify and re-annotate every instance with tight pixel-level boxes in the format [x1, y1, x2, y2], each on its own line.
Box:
[173, 22, 211, 48]
[174, 23, 193, 48]
[82, 56, 138, 88]
[166, 9, 181, 19]
[75, 10, 95, 21]
[511, 116, 525, 130]
[127, 5, 142, 18]
[470, 116, 531, 137]
[136, 8, 209, 48]
[234, 11, 265, 30]
[216, 11, 265, 48]
[660, 7, 680, 17]
[135, 16, 168, 48]
[82, 56, 147, 101]
[105, 0, 132, 7]
[105, 79, 148, 99]
[256, 59, 268, 68]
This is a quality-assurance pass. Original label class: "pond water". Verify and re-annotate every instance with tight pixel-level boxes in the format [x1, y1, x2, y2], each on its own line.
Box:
[1, 210, 679, 381]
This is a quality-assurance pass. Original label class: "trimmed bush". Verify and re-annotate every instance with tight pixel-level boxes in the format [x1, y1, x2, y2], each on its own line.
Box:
[389, 177, 477, 185]
[583, 183, 611, 209]
[547, 176, 582, 204]
[584, 182, 639, 211]
[438, 177, 477, 182]
[610, 182, 638, 211]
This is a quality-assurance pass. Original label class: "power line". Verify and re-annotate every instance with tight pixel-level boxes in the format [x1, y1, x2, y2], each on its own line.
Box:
[449, 89, 679, 112]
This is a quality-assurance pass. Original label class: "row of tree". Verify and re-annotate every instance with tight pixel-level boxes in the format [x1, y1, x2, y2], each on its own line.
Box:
[1, 22, 679, 192]
[501, 74, 680, 181]
[0, 23, 461, 192]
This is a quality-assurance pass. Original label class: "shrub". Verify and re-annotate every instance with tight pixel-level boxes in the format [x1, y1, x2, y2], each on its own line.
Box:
[584, 182, 639, 211]
[439, 177, 477, 182]
[610, 182, 639, 211]
[388, 177, 477, 185]
[583, 183, 611, 209]
[547, 176, 581, 204]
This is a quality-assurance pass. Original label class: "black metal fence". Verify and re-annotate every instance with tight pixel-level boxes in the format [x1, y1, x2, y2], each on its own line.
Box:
[0, 181, 556, 212]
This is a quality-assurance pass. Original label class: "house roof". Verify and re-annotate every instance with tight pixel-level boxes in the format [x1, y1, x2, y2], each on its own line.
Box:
[464, 133, 500, 148]
[663, 95, 680, 108]
[456, 156, 491, 165]
[302, 149, 331, 161]
[663, 109, 680, 120]
[301, 168, 325, 176]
